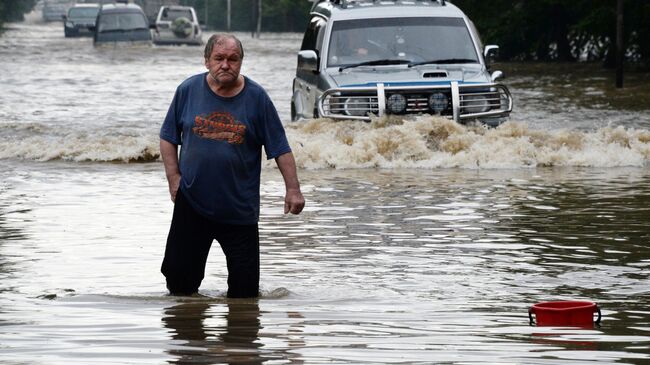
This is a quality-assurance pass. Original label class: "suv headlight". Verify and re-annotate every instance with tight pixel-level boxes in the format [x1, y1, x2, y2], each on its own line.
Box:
[462, 94, 490, 114]
[386, 93, 406, 114]
[343, 97, 370, 117]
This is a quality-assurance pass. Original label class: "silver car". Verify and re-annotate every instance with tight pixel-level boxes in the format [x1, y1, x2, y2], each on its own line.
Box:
[292, 0, 513, 126]
[152, 5, 203, 46]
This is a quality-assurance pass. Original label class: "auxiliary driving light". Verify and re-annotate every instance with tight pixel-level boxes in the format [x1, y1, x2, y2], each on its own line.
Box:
[386, 93, 407, 114]
[428, 92, 448, 113]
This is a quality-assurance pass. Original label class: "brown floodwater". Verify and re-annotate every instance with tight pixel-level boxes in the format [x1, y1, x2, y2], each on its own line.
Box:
[0, 13, 649, 365]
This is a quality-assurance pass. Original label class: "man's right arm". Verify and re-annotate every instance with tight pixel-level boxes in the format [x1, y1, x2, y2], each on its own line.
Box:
[160, 139, 181, 202]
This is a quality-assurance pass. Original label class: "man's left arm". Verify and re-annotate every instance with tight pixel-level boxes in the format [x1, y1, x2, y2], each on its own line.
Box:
[275, 152, 305, 214]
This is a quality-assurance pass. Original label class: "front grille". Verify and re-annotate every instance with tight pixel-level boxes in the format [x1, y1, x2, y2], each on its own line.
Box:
[405, 95, 429, 113]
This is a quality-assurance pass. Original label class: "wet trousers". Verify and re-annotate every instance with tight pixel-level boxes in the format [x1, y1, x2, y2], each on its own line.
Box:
[161, 190, 260, 298]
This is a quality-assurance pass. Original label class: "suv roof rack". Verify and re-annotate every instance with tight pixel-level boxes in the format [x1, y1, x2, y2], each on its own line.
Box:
[314, 0, 447, 8]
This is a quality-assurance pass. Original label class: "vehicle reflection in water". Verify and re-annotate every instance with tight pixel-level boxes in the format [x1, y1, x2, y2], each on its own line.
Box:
[162, 300, 264, 364]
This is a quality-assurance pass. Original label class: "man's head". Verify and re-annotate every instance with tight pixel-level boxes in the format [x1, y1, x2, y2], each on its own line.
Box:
[204, 33, 244, 61]
[204, 34, 244, 87]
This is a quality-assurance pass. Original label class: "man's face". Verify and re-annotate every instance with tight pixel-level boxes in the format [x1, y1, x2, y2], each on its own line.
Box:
[205, 38, 243, 86]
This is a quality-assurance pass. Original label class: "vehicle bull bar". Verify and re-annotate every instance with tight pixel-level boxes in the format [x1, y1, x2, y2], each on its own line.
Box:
[318, 82, 513, 122]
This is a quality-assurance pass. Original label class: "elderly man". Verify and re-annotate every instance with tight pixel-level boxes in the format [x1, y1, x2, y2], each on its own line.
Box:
[159, 33, 305, 298]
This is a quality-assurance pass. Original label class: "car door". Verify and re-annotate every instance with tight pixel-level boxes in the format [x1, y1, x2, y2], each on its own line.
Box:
[293, 16, 326, 119]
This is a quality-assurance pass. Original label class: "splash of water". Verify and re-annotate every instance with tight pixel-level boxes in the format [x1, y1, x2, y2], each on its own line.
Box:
[285, 116, 650, 169]
[2, 116, 649, 167]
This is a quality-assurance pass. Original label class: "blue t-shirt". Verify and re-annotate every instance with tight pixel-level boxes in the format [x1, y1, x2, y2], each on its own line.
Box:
[160, 73, 291, 224]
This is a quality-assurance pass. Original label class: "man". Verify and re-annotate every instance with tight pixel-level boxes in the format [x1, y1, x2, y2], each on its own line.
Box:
[159, 33, 305, 298]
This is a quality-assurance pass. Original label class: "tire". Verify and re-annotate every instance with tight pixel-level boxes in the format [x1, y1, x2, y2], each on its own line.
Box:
[171, 17, 193, 38]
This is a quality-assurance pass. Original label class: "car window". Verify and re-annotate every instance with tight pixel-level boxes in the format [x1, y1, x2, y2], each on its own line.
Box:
[327, 17, 479, 67]
[300, 16, 326, 55]
[98, 12, 148, 32]
[161, 9, 193, 21]
[69, 7, 99, 18]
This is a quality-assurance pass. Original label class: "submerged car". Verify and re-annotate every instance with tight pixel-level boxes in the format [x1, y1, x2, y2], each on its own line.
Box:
[42, 0, 71, 22]
[63, 3, 100, 37]
[153, 5, 203, 46]
[92, 2, 152, 45]
[292, 0, 513, 125]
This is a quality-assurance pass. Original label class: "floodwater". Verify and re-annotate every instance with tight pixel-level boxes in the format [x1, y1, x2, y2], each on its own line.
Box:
[1, 15, 650, 364]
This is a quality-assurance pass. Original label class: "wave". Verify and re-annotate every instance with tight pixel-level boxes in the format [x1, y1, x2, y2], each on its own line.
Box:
[2, 116, 650, 167]
[286, 116, 650, 169]
[0, 124, 161, 162]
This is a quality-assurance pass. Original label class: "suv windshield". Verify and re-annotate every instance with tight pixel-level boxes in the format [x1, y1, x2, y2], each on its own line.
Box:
[98, 12, 148, 32]
[69, 7, 99, 18]
[327, 17, 479, 68]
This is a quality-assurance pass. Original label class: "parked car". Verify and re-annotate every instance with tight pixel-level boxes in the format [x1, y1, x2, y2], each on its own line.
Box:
[42, 0, 71, 22]
[63, 3, 100, 37]
[292, 0, 513, 126]
[92, 2, 152, 45]
[153, 5, 202, 46]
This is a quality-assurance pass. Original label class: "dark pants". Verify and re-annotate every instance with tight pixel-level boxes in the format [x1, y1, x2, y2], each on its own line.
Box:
[161, 190, 260, 298]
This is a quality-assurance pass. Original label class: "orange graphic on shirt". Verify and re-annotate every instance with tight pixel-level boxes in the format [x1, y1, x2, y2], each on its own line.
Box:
[192, 111, 246, 144]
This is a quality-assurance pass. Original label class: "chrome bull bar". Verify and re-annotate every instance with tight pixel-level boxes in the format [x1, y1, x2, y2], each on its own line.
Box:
[318, 82, 513, 122]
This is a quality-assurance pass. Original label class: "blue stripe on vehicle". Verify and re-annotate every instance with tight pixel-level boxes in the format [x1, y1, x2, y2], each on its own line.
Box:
[340, 81, 483, 87]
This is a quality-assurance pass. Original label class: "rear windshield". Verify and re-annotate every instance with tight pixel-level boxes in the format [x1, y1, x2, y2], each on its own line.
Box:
[69, 7, 99, 18]
[327, 17, 479, 67]
[160, 9, 192, 21]
[98, 12, 148, 32]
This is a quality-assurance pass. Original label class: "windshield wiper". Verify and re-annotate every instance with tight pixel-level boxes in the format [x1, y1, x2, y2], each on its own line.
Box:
[408, 58, 478, 67]
[339, 59, 411, 71]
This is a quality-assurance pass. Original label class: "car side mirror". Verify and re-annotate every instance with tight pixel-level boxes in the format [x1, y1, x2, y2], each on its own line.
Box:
[491, 70, 504, 82]
[297, 50, 319, 74]
[89, 25, 96, 32]
[484, 45, 499, 64]
[62, 14, 67, 20]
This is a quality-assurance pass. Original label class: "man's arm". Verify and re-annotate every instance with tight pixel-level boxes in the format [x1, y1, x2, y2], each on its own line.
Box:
[275, 152, 305, 214]
[160, 139, 181, 202]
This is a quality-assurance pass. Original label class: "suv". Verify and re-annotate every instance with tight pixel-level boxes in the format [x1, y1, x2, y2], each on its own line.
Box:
[153, 6, 203, 46]
[63, 3, 100, 37]
[292, 0, 512, 125]
[92, 2, 152, 45]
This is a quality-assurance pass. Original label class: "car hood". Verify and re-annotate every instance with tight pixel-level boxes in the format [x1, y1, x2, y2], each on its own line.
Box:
[328, 65, 490, 88]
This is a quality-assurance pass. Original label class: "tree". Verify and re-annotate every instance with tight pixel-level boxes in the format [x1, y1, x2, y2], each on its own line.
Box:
[0, 0, 38, 25]
[453, 0, 648, 67]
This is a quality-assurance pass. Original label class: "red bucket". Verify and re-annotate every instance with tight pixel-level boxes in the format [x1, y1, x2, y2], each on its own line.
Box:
[529, 301, 601, 327]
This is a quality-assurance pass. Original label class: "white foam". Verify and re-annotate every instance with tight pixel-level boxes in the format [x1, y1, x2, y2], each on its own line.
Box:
[2, 116, 650, 167]
[284, 116, 650, 169]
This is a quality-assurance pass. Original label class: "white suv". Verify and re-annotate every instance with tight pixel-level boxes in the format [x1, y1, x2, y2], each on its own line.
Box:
[153, 5, 202, 46]
[292, 0, 512, 126]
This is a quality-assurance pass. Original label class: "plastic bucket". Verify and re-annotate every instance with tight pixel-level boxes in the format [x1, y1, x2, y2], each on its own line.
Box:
[529, 301, 601, 327]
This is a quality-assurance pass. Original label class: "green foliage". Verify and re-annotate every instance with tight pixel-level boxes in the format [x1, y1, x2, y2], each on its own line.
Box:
[0, 0, 38, 24]
[181, 0, 311, 32]
[453, 0, 648, 65]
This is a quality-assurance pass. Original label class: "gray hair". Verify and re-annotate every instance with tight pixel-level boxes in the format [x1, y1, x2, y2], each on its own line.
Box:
[204, 33, 244, 60]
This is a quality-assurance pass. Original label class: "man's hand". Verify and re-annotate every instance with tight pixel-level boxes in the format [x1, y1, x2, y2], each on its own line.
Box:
[284, 188, 305, 214]
[276, 152, 305, 215]
[168, 173, 181, 203]
[160, 139, 181, 203]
